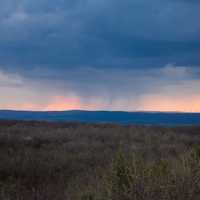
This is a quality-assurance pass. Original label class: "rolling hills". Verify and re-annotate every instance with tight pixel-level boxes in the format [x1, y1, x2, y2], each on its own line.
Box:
[0, 110, 200, 125]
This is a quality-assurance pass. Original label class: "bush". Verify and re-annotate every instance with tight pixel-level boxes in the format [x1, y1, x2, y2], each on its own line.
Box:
[101, 147, 200, 200]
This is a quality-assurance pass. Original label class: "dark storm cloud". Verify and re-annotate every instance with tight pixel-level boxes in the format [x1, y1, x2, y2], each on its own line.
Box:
[0, 0, 200, 70]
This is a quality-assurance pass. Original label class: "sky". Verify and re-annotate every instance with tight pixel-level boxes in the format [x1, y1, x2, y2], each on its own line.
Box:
[0, 0, 200, 112]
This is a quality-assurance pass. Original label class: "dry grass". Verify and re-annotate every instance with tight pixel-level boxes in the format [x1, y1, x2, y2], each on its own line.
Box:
[0, 121, 200, 200]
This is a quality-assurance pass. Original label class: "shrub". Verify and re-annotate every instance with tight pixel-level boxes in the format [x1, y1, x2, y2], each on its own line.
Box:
[101, 147, 200, 200]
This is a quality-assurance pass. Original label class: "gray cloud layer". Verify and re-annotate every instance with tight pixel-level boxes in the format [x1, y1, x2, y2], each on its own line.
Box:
[1, 64, 200, 111]
[1, 0, 200, 68]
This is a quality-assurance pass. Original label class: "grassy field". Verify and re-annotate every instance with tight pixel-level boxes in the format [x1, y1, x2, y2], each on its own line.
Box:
[0, 121, 200, 200]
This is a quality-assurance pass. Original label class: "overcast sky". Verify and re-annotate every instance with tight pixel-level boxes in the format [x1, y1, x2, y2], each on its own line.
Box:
[0, 0, 200, 112]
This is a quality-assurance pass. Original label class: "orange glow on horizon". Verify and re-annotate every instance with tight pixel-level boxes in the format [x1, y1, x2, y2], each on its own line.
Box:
[1, 95, 200, 113]
[41, 96, 98, 111]
[44, 96, 83, 111]
[139, 94, 200, 113]
[3, 96, 98, 111]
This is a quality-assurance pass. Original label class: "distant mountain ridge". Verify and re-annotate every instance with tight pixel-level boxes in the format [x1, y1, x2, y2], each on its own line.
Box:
[0, 110, 200, 125]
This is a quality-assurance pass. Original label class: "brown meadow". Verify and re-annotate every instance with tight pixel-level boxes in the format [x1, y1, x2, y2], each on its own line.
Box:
[0, 121, 200, 200]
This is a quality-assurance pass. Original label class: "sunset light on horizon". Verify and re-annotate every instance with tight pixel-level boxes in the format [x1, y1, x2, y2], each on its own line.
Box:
[1, 93, 200, 113]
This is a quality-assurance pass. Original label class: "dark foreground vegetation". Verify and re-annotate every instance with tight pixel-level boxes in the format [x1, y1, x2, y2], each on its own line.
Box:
[0, 121, 200, 200]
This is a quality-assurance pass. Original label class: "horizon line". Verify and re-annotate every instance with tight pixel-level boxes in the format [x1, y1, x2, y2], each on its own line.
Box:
[0, 109, 200, 114]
